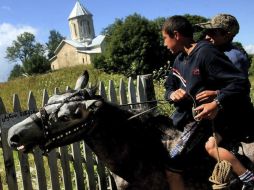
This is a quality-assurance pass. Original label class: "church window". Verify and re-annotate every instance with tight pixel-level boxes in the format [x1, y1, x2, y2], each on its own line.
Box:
[80, 20, 84, 35]
[73, 23, 77, 37]
[87, 20, 91, 35]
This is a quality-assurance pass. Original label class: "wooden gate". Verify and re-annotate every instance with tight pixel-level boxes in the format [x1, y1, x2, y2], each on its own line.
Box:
[0, 75, 156, 190]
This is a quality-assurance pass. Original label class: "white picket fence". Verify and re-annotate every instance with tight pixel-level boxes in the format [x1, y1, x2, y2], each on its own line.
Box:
[0, 74, 156, 190]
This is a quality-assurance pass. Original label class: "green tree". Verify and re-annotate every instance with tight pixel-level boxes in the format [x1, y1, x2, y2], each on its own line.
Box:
[94, 13, 171, 77]
[6, 32, 50, 78]
[46, 30, 65, 59]
[23, 54, 50, 75]
[8, 64, 24, 80]
[6, 32, 37, 63]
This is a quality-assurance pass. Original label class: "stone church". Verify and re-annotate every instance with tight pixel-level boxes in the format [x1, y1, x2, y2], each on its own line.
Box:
[50, 1, 105, 70]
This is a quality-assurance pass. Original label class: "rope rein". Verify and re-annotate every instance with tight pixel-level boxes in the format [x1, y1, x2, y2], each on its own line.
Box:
[209, 120, 233, 190]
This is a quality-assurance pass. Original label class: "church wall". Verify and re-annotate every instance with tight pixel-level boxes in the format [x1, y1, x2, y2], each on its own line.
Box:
[51, 43, 92, 70]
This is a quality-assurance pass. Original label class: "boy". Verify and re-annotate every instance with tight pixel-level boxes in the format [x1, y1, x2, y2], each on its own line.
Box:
[195, 14, 254, 190]
[196, 13, 250, 77]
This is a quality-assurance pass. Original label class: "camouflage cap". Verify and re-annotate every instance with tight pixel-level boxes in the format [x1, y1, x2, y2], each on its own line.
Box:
[196, 14, 239, 36]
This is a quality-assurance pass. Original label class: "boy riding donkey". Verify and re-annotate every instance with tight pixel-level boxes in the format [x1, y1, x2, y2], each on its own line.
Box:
[195, 13, 254, 190]
[162, 15, 254, 190]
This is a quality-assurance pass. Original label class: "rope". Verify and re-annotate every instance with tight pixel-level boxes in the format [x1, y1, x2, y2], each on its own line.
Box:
[209, 121, 233, 190]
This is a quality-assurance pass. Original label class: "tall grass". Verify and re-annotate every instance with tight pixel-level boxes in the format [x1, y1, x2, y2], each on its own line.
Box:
[0, 65, 128, 112]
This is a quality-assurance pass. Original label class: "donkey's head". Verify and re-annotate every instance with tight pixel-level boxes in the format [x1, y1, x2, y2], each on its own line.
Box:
[8, 70, 103, 153]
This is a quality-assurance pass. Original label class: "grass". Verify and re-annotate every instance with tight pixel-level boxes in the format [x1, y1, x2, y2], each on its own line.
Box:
[0, 65, 128, 112]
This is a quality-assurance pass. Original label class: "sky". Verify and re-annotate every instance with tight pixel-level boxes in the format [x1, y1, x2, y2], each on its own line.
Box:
[1, 0, 254, 83]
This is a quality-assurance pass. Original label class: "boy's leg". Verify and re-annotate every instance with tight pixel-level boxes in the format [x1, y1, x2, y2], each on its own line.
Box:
[206, 136, 246, 175]
[205, 136, 254, 188]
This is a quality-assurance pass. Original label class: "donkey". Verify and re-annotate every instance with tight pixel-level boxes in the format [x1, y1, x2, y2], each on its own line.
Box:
[7, 70, 173, 190]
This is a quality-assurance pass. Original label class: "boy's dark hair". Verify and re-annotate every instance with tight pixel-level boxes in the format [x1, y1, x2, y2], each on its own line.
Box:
[162, 15, 193, 38]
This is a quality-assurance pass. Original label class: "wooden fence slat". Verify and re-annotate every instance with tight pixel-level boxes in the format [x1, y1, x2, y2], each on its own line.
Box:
[119, 79, 127, 106]
[0, 97, 6, 114]
[42, 89, 61, 190]
[136, 75, 146, 103]
[66, 86, 71, 91]
[13, 95, 33, 190]
[108, 80, 117, 103]
[107, 172, 118, 190]
[136, 75, 146, 110]
[127, 77, 136, 104]
[47, 149, 60, 190]
[33, 148, 47, 190]
[0, 175, 2, 190]
[13, 94, 21, 112]
[0, 96, 6, 190]
[1, 113, 21, 190]
[54, 87, 60, 95]
[42, 89, 49, 107]
[141, 74, 157, 108]
[99, 81, 107, 100]
[27, 92, 47, 190]
[96, 157, 108, 190]
[1, 128, 18, 190]
[59, 146, 73, 190]
[18, 153, 33, 190]
[83, 142, 96, 190]
[27, 91, 37, 111]
[140, 74, 156, 102]
[71, 142, 85, 190]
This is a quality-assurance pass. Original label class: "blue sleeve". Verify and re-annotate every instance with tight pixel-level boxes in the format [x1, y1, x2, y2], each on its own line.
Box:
[224, 49, 250, 77]
[201, 48, 251, 106]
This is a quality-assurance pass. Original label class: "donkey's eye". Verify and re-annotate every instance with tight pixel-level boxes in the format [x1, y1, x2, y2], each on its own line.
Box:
[59, 115, 70, 121]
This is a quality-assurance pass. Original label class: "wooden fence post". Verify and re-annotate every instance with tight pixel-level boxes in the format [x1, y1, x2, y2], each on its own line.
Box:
[140, 74, 157, 108]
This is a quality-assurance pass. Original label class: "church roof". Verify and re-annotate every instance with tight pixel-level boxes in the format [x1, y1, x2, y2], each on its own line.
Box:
[53, 34, 105, 55]
[87, 35, 105, 47]
[68, 1, 92, 20]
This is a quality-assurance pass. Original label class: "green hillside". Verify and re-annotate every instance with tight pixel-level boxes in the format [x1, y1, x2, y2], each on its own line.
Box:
[0, 65, 129, 112]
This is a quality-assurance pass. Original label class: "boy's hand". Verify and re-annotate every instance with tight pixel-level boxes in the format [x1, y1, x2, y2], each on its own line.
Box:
[193, 101, 219, 120]
[196, 90, 218, 103]
[169, 88, 187, 102]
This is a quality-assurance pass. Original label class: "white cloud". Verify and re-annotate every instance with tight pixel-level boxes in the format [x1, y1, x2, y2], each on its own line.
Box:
[244, 45, 254, 55]
[0, 23, 37, 82]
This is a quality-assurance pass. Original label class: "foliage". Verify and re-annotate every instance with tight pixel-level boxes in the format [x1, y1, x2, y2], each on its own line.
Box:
[249, 55, 254, 76]
[6, 32, 50, 78]
[8, 64, 24, 80]
[23, 54, 50, 75]
[93, 13, 171, 77]
[46, 30, 65, 59]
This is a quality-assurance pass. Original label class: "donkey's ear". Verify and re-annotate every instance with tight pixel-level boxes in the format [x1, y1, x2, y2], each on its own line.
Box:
[74, 70, 89, 90]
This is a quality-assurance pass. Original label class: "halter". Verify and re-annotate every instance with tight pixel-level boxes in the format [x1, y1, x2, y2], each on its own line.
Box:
[30, 90, 96, 153]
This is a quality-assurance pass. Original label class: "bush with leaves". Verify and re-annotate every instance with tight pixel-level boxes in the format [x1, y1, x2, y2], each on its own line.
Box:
[93, 14, 171, 77]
